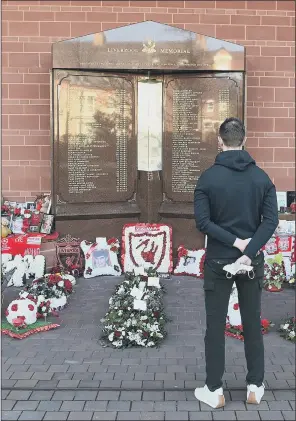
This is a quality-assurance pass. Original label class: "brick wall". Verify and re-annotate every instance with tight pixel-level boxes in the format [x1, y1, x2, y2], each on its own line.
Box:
[2, 0, 295, 201]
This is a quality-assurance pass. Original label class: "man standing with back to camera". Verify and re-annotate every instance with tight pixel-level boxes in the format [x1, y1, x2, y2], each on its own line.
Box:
[194, 118, 278, 409]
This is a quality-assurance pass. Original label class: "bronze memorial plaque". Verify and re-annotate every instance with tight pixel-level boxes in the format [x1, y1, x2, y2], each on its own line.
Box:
[53, 72, 136, 217]
[163, 74, 243, 203]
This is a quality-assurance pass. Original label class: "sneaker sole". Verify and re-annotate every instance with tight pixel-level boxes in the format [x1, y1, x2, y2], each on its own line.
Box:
[246, 391, 260, 405]
[194, 391, 225, 409]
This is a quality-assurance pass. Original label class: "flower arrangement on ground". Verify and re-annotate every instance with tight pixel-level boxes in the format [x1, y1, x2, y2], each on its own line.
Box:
[101, 267, 167, 348]
[225, 318, 273, 341]
[264, 254, 286, 291]
[279, 316, 296, 342]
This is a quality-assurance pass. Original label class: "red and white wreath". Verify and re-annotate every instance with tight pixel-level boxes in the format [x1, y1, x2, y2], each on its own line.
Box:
[174, 246, 206, 278]
[6, 298, 37, 327]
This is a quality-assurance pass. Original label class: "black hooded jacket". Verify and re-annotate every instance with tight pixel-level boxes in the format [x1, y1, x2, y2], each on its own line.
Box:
[194, 150, 279, 260]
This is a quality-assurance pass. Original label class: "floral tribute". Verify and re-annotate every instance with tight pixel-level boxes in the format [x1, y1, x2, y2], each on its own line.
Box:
[80, 237, 122, 278]
[101, 267, 167, 348]
[174, 246, 205, 277]
[278, 316, 296, 342]
[225, 284, 273, 341]
[264, 253, 286, 291]
[122, 223, 172, 274]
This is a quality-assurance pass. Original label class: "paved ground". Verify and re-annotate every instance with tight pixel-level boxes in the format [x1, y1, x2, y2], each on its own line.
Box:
[2, 276, 295, 420]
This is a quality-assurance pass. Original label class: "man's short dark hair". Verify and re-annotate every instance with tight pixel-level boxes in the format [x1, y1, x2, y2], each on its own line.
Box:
[219, 118, 245, 147]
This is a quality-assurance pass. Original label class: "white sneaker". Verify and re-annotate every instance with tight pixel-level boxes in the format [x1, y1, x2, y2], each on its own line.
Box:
[194, 385, 225, 409]
[246, 383, 265, 404]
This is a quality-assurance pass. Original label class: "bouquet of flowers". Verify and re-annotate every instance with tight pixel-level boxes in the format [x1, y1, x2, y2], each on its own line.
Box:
[225, 318, 273, 341]
[101, 268, 167, 348]
[279, 316, 296, 342]
[264, 254, 286, 291]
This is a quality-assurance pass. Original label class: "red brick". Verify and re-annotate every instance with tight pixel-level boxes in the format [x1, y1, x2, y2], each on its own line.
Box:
[9, 115, 39, 130]
[10, 145, 40, 161]
[24, 42, 51, 52]
[2, 146, 10, 161]
[260, 77, 289, 87]
[145, 13, 173, 23]
[274, 148, 295, 162]
[216, 1, 246, 8]
[277, 1, 295, 11]
[216, 25, 245, 40]
[185, 1, 215, 7]
[2, 84, 8, 99]
[247, 1, 276, 9]
[184, 23, 216, 37]
[10, 176, 41, 191]
[40, 85, 50, 100]
[265, 166, 288, 179]
[259, 137, 289, 147]
[40, 22, 70, 37]
[231, 15, 260, 25]
[9, 21, 39, 36]
[200, 14, 230, 24]
[55, 11, 86, 21]
[289, 138, 295, 147]
[275, 118, 295, 132]
[158, 1, 184, 6]
[2, 105, 24, 115]
[71, 22, 103, 36]
[24, 11, 54, 21]
[2, 136, 25, 146]
[247, 56, 275, 71]
[247, 76, 259, 86]
[290, 78, 295, 87]
[246, 26, 275, 40]
[289, 108, 295, 118]
[259, 108, 289, 118]
[130, 1, 157, 5]
[24, 105, 50, 115]
[2, 73, 23, 83]
[2, 174, 10, 190]
[275, 88, 295, 102]
[173, 13, 199, 23]
[3, 166, 25, 178]
[247, 147, 274, 162]
[40, 146, 51, 161]
[102, 0, 129, 5]
[9, 52, 39, 67]
[247, 107, 258, 117]
[276, 56, 295, 71]
[247, 87, 274, 102]
[2, 11, 23, 21]
[2, 115, 8, 130]
[261, 46, 290, 57]
[39, 115, 50, 130]
[24, 73, 50, 83]
[9, 84, 39, 99]
[25, 135, 50, 146]
[39, 53, 51, 68]
[86, 11, 115, 21]
[277, 26, 295, 41]
[262, 16, 291, 26]
[247, 117, 274, 132]
[117, 13, 145, 22]
[25, 165, 50, 179]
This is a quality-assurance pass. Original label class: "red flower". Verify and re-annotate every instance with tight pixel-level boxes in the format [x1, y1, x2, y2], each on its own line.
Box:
[14, 208, 21, 216]
[178, 247, 188, 258]
[114, 331, 121, 337]
[36, 312, 43, 319]
[233, 303, 239, 310]
[48, 274, 62, 285]
[12, 317, 26, 328]
[5, 309, 9, 316]
[28, 304, 34, 311]
[142, 331, 149, 337]
[154, 311, 160, 318]
[27, 295, 37, 303]
[108, 237, 117, 245]
[110, 246, 118, 252]
[11, 304, 18, 312]
[261, 319, 270, 329]
[63, 279, 73, 292]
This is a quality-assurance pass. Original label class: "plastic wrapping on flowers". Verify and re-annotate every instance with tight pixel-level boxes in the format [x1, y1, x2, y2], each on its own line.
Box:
[279, 317, 296, 342]
[101, 268, 168, 349]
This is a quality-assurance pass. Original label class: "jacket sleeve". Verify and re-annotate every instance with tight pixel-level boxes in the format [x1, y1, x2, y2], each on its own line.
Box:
[244, 182, 279, 259]
[194, 175, 237, 247]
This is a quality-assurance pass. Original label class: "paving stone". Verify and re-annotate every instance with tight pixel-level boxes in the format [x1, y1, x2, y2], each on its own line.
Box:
[79, 380, 101, 388]
[29, 391, 54, 400]
[143, 391, 165, 401]
[44, 412, 69, 420]
[6, 391, 32, 400]
[68, 412, 93, 420]
[93, 373, 114, 380]
[230, 390, 247, 401]
[289, 401, 295, 410]
[37, 401, 62, 412]
[268, 401, 292, 410]
[92, 412, 117, 420]
[84, 401, 108, 411]
[259, 411, 284, 420]
[19, 411, 46, 420]
[31, 372, 54, 381]
[224, 401, 246, 410]
[57, 379, 80, 388]
[107, 401, 131, 411]
[99, 380, 121, 388]
[2, 380, 17, 388]
[165, 412, 189, 420]
[96, 391, 120, 401]
[142, 380, 163, 389]
[282, 411, 296, 420]
[60, 401, 85, 411]
[165, 391, 187, 401]
[73, 373, 95, 380]
[117, 413, 141, 420]
[36, 380, 59, 388]
[120, 391, 142, 400]
[274, 391, 296, 401]
[177, 401, 200, 411]
[236, 411, 260, 420]
[141, 412, 165, 420]
[52, 391, 75, 401]
[189, 413, 212, 420]
[10, 372, 33, 380]
[14, 400, 40, 411]
[2, 390, 10, 399]
[135, 373, 155, 380]
[28, 365, 49, 372]
[1, 411, 22, 420]
[131, 401, 154, 412]
[1, 401, 16, 411]
[14, 380, 38, 388]
[48, 364, 69, 372]
[213, 412, 236, 420]
[74, 391, 97, 400]
[246, 401, 269, 411]
[121, 380, 142, 388]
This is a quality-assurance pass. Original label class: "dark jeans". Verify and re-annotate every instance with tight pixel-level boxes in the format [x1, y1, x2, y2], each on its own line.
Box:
[203, 252, 265, 392]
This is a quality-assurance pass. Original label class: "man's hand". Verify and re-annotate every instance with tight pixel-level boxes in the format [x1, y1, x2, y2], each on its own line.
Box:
[233, 238, 251, 253]
[235, 255, 252, 267]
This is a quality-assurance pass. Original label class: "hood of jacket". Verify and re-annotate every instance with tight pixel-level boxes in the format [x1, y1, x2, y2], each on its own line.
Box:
[214, 150, 256, 172]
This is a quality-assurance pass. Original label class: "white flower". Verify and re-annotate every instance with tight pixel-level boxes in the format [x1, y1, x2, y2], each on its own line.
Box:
[108, 332, 114, 341]
[283, 324, 289, 330]
[122, 331, 126, 336]
[118, 310, 123, 316]
[58, 281, 64, 287]
[141, 316, 148, 321]
[289, 331, 295, 338]
[52, 286, 56, 291]
[118, 286, 125, 295]
[113, 340, 122, 348]
[19, 291, 29, 298]
[147, 341, 155, 347]
[132, 319, 137, 326]
[109, 298, 113, 305]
